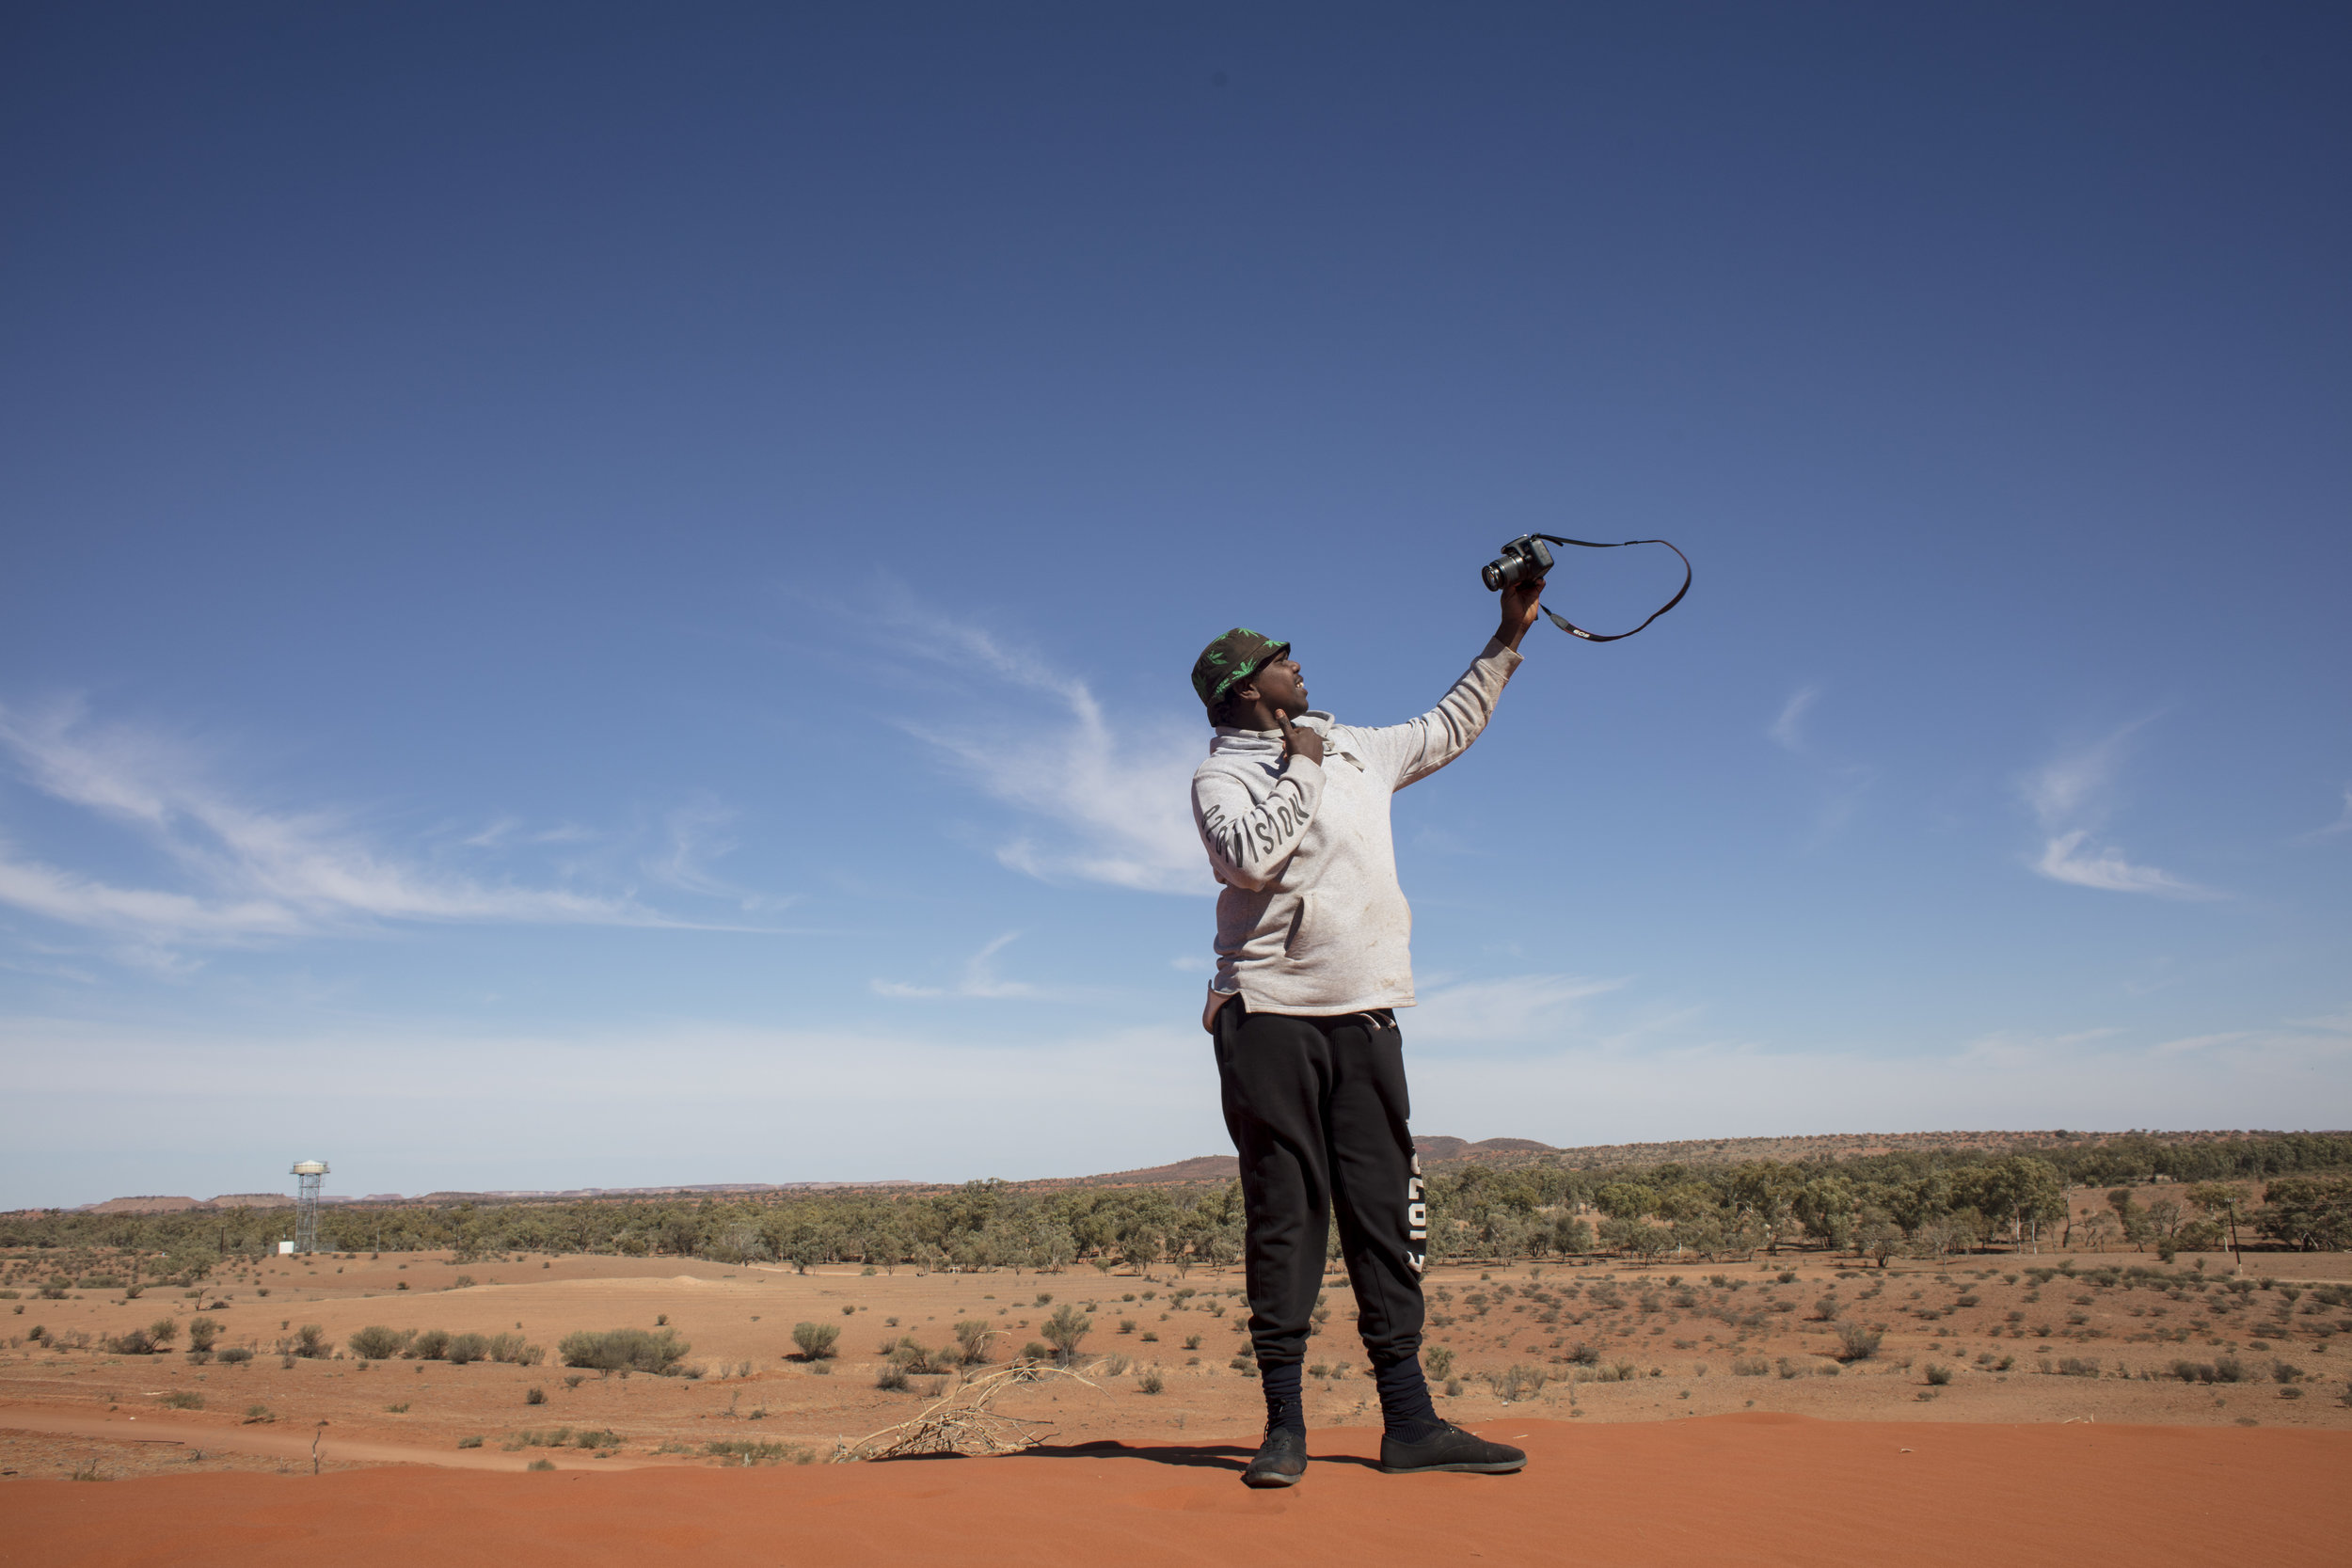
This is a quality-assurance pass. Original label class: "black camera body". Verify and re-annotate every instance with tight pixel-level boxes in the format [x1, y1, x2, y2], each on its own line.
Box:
[1481, 534, 1553, 592]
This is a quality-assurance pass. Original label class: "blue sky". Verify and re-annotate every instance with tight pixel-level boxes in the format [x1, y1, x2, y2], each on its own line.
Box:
[3, 4, 2346, 1208]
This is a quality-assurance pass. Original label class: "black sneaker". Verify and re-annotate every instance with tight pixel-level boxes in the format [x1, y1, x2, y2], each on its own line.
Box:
[1378, 1422, 1527, 1476]
[1242, 1425, 1309, 1488]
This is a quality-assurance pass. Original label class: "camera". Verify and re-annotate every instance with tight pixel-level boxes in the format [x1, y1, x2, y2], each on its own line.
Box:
[1480, 534, 1553, 593]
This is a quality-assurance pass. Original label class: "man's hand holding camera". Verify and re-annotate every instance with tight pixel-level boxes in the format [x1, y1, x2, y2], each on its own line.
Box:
[1496, 573, 1546, 653]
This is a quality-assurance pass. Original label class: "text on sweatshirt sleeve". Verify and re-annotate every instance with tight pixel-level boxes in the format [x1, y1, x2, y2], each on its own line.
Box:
[1191, 756, 1326, 891]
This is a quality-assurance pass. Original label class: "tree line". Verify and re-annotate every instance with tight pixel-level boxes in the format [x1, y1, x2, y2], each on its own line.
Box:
[4, 1132, 2346, 1276]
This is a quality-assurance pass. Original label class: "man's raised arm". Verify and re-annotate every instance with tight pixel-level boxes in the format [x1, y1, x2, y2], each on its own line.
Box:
[1352, 576, 1544, 789]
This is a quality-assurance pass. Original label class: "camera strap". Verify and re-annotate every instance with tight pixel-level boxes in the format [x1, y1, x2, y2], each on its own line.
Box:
[1531, 536, 1692, 641]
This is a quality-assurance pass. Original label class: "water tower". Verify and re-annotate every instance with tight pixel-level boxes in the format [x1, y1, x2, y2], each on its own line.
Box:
[291, 1160, 329, 1255]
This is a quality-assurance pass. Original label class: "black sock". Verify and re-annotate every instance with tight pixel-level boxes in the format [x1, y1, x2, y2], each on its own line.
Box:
[1260, 1361, 1305, 1433]
[1374, 1355, 1445, 1443]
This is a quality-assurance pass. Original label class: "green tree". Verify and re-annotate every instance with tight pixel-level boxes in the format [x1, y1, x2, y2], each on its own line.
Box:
[1856, 1214, 1904, 1269]
[2256, 1175, 2352, 1252]
[1959, 1157, 2066, 1251]
[1792, 1175, 1859, 1251]
[2106, 1187, 2151, 1250]
[1600, 1215, 1672, 1261]
[1721, 1163, 1800, 1254]
[2184, 1181, 2246, 1252]
[1593, 1182, 1658, 1221]
[1879, 1171, 1953, 1236]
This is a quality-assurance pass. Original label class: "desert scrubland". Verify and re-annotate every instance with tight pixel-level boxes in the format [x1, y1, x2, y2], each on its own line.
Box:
[5, 1232, 2351, 1479]
[5, 1135, 2349, 1564]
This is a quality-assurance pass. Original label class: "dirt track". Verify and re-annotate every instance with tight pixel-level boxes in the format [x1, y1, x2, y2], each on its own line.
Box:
[5, 1415, 2344, 1568]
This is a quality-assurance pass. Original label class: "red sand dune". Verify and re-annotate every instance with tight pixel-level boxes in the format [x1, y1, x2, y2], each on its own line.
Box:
[6, 1414, 2344, 1568]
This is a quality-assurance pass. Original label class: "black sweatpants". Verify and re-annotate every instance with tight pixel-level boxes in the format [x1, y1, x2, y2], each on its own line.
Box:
[1214, 997, 1426, 1373]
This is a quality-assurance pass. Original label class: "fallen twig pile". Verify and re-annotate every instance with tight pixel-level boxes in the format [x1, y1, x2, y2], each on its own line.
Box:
[833, 1360, 1097, 1462]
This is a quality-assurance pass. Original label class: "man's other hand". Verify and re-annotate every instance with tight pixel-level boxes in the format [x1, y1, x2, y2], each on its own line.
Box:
[1278, 712, 1325, 765]
[1498, 574, 1546, 652]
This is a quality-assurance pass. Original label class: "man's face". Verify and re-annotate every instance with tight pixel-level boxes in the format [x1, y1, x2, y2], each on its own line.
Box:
[1248, 655, 1308, 718]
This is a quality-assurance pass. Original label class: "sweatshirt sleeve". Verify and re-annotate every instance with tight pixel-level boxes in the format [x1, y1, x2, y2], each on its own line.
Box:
[1192, 756, 1326, 891]
[1348, 637, 1525, 791]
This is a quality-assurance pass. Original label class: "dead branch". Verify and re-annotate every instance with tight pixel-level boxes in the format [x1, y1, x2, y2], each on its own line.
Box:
[832, 1359, 1100, 1463]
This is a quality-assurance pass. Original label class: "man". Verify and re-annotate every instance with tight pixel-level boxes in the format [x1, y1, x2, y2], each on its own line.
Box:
[1188, 574, 1546, 1487]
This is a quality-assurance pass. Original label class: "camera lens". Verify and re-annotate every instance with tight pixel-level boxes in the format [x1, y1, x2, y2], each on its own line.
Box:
[1481, 561, 1505, 592]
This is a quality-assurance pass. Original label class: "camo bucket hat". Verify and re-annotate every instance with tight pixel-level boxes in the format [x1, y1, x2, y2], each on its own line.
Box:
[1191, 627, 1289, 707]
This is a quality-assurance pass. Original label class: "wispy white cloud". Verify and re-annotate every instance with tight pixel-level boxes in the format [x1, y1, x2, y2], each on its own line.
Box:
[2150, 1009, 2352, 1058]
[1769, 685, 1818, 752]
[2297, 784, 2352, 844]
[2033, 830, 2215, 898]
[1410, 973, 1630, 1045]
[2018, 720, 2217, 898]
[459, 817, 598, 850]
[1950, 1025, 2123, 1070]
[891, 619, 1211, 895]
[0, 951, 102, 985]
[643, 797, 794, 915]
[0, 699, 757, 958]
[873, 931, 1056, 1000]
[2020, 721, 2146, 830]
[1766, 684, 1873, 843]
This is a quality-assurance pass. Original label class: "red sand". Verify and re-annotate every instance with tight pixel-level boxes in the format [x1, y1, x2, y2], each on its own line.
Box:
[5, 1414, 2344, 1568]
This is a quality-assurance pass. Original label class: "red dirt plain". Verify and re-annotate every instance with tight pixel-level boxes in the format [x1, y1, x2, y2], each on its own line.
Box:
[5, 1415, 2345, 1568]
[7, 1244, 2349, 1563]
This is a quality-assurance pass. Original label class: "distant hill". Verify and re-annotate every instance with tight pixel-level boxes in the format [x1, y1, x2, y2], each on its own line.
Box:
[66, 1181, 914, 1212]
[82, 1196, 205, 1214]
[1411, 1128, 2328, 1173]
[1019, 1155, 1241, 1190]
[1028, 1128, 2338, 1191]
[79, 1193, 301, 1213]
[402, 1180, 921, 1204]
[65, 1127, 2339, 1213]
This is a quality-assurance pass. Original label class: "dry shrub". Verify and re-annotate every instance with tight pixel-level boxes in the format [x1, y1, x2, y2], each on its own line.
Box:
[557, 1327, 691, 1375]
[349, 1325, 412, 1360]
[1486, 1364, 1549, 1402]
[1834, 1323, 1883, 1362]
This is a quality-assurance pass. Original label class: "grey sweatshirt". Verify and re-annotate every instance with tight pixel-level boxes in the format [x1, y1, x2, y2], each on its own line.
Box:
[1191, 637, 1524, 1020]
